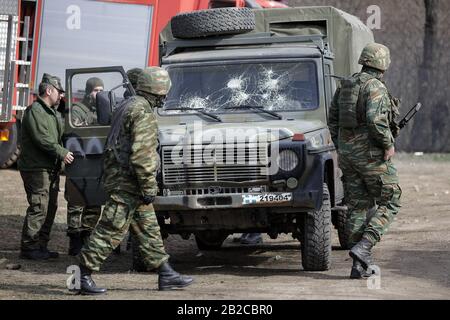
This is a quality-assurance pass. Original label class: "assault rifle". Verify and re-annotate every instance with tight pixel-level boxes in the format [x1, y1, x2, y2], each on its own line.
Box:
[399, 102, 422, 129]
[390, 102, 422, 138]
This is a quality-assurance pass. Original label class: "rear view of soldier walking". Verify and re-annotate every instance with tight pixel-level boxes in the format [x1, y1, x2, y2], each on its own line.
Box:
[18, 73, 74, 260]
[329, 43, 402, 278]
[75, 67, 193, 295]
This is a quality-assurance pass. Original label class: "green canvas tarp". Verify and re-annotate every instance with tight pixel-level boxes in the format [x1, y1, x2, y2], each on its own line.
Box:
[251, 7, 375, 77]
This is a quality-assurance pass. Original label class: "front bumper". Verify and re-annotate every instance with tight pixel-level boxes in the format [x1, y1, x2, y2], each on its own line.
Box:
[153, 189, 319, 211]
[155, 150, 330, 212]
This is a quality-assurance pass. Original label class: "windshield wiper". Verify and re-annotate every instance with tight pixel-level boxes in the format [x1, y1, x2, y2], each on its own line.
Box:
[165, 107, 222, 122]
[224, 105, 282, 120]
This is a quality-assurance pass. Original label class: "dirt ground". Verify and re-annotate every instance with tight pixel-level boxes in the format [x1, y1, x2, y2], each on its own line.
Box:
[0, 154, 449, 300]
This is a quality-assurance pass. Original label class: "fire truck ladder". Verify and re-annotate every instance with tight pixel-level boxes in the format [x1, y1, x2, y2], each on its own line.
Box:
[1, 14, 31, 122]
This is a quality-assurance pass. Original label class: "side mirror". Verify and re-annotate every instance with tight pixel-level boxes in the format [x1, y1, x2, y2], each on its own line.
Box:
[96, 91, 112, 125]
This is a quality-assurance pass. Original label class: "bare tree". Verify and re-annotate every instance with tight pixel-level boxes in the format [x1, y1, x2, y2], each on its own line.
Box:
[410, 0, 439, 150]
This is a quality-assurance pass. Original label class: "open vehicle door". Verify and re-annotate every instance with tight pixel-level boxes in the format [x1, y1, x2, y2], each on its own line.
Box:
[63, 66, 135, 206]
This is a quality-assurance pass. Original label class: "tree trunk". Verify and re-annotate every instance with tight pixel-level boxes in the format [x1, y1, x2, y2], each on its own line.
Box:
[411, 0, 439, 151]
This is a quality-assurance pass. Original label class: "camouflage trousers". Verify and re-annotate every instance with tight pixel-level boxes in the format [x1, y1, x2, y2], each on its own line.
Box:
[66, 204, 101, 235]
[20, 170, 60, 251]
[339, 152, 402, 247]
[80, 192, 169, 272]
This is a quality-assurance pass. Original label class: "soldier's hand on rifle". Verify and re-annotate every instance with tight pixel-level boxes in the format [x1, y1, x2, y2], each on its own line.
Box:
[64, 152, 74, 165]
[384, 146, 395, 161]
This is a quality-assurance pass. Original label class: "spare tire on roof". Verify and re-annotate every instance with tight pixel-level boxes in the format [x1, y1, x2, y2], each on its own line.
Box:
[171, 7, 256, 39]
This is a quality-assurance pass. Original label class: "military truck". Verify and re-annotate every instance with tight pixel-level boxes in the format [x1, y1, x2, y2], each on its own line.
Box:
[156, 7, 374, 271]
[64, 7, 374, 271]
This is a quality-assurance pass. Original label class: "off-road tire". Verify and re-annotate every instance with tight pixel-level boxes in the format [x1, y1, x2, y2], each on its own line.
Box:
[195, 231, 228, 250]
[171, 8, 255, 39]
[300, 183, 332, 271]
[0, 147, 20, 169]
[335, 209, 351, 250]
[0, 122, 20, 169]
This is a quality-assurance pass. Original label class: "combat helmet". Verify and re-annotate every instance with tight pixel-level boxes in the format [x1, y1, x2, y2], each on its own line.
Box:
[136, 67, 171, 96]
[358, 43, 391, 71]
[126, 68, 143, 89]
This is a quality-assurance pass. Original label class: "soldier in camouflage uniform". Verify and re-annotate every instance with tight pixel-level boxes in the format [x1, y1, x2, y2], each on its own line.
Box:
[75, 67, 193, 295]
[124, 67, 144, 257]
[329, 43, 402, 279]
[66, 78, 104, 256]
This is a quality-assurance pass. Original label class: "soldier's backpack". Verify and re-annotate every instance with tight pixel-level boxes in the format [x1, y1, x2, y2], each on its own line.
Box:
[104, 96, 135, 172]
[337, 73, 377, 128]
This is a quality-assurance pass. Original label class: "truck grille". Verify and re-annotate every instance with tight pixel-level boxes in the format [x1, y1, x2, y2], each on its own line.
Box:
[162, 144, 269, 185]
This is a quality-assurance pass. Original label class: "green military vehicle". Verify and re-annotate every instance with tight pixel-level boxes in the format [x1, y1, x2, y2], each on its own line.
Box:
[63, 7, 374, 271]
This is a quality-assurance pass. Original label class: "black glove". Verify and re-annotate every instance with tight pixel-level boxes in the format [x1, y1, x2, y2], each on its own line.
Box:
[141, 194, 155, 205]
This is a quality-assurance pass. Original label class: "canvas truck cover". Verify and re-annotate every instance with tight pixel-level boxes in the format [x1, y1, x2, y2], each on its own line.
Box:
[160, 6, 374, 78]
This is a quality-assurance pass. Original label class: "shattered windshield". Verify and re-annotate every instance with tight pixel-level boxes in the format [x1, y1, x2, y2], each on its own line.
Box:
[163, 61, 319, 112]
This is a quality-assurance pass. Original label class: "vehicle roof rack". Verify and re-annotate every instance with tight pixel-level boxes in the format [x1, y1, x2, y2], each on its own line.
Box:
[161, 32, 332, 59]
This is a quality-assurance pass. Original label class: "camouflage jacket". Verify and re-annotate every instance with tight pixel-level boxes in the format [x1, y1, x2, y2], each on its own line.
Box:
[102, 93, 160, 198]
[329, 69, 395, 153]
[72, 99, 97, 127]
[18, 97, 68, 171]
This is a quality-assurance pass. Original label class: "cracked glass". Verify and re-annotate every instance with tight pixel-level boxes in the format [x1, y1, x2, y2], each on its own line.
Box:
[164, 61, 319, 113]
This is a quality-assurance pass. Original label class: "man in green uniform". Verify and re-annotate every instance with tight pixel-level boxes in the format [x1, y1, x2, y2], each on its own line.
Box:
[329, 43, 402, 279]
[75, 67, 193, 295]
[66, 78, 104, 256]
[18, 73, 74, 260]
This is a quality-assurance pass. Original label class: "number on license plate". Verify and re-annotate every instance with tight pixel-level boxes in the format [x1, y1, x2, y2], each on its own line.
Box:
[242, 193, 292, 205]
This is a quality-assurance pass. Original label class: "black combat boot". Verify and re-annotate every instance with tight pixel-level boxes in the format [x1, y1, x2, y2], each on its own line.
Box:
[350, 259, 373, 279]
[68, 233, 83, 256]
[157, 262, 194, 291]
[349, 238, 374, 270]
[113, 244, 121, 255]
[20, 249, 50, 260]
[79, 265, 107, 296]
[40, 246, 59, 259]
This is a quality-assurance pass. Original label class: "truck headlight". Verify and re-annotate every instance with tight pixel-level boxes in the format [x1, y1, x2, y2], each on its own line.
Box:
[276, 149, 299, 172]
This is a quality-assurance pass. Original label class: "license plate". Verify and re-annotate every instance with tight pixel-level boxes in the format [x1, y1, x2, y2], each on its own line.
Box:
[242, 193, 292, 205]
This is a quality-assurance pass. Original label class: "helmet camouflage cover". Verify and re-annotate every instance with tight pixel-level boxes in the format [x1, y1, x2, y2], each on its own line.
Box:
[136, 67, 171, 96]
[126, 68, 143, 89]
[358, 43, 391, 71]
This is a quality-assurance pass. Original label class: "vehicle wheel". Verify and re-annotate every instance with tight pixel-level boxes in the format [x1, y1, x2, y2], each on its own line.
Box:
[131, 233, 147, 272]
[0, 122, 20, 169]
[335, 209, 351, 250]
[195, 231, 228, 250]
[300, 183, 332, 271]
[171, 8, 255, 39]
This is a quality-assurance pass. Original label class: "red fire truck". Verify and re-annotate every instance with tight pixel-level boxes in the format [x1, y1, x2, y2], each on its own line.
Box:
[0, 0, 288, 168]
